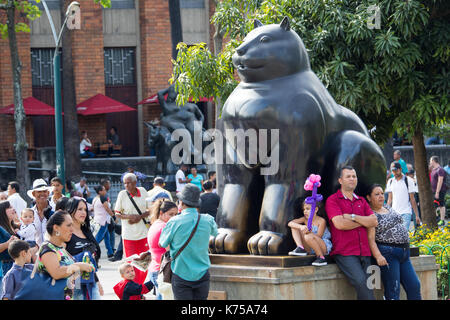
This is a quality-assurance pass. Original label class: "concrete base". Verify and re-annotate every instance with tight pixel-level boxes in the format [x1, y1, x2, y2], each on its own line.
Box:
[209, 255, 439, 300]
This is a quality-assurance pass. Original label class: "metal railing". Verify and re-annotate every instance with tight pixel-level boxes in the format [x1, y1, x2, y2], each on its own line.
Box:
[418, 244, 450, 300]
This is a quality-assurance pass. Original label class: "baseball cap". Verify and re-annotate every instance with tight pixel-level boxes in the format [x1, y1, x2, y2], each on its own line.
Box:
[154, 176, 165, 184]
[391, 162, 402, 170]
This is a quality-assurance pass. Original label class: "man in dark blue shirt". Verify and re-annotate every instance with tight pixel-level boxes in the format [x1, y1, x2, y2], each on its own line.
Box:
[199, 181, 220, 219]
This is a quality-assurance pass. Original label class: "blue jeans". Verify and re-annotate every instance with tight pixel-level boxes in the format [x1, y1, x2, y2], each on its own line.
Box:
[400, 213, 411, 232]
[81, 151, 95, 158]
[378, 244, 421, 300]
[108, 227, 115, 252]
[95, 224, 114, 256]
[150, 271, 162, 300]
[73, 282, 101, 300]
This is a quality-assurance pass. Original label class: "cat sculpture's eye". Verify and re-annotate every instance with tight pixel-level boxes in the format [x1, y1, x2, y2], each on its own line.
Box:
[260, 35, 271, 43]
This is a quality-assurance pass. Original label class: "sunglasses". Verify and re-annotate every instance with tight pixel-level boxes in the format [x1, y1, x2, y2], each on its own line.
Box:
[72, 196, 87, 202]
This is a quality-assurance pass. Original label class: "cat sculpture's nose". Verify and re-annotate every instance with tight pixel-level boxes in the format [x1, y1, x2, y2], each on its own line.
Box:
[236, 46, 247, 56]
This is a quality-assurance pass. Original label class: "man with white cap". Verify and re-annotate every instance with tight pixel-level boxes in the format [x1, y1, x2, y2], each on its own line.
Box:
[27, 179, 53, 246]
[147, 176, 173, 204]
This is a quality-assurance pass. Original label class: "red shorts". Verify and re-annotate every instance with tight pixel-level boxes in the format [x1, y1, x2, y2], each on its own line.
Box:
[123, 237, 149, 284]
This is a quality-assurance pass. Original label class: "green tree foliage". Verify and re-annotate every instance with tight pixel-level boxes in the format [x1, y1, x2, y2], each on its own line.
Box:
[0, 1, 41, 37]
[171, 41, 238, 110]
[170, 0, 262, 108]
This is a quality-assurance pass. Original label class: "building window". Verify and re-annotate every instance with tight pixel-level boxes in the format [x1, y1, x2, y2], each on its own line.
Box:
[180, 0, 205, 8]
[31, 48, 56, 87]
[104, 47, 136, 86]
[108, 0, 135, 9]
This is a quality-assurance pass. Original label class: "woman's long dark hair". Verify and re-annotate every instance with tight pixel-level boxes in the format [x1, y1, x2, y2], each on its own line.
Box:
[46, 210, 70, 236]
[65, 197, 101, 262]
[55, 197, 69, 211]
[0, 201, 20, 235]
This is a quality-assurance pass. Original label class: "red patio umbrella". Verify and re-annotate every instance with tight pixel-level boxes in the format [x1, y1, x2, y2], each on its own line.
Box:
[76, 94, 136, 116]
[136, 93, 213, 105]
[0, 96, 57, 116]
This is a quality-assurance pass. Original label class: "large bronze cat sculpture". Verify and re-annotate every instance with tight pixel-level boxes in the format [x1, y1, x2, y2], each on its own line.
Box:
[210, 17, 386, 255]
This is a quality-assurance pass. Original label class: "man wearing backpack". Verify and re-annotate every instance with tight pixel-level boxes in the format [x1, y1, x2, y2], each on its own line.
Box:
[386, 162, 420, 232]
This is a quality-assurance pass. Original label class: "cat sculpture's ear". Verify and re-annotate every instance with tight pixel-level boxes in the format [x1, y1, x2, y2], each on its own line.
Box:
[280, 16, 290, 31]
[254, 19, 264, 29]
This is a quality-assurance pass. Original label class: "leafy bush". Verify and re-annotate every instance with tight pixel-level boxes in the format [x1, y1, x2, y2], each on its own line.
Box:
[410, 225, 450, 299]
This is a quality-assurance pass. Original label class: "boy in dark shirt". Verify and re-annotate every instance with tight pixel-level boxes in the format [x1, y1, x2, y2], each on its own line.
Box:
[199, 181, 220, 219]
[113, 263, 154, 300]
[1, 240, 33, 300]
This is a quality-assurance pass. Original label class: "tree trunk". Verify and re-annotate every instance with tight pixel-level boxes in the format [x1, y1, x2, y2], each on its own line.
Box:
[412, 129, 436, 229]
[211, 1, 225, 194]
[168, 0, 183, 60]
[61, 0, 82, 182]
[6, 3, 31, 201]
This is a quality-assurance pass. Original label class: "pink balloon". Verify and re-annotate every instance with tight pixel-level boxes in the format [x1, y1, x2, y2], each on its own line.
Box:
[304, 180, 314, 191]
[309, 174, 321, 183]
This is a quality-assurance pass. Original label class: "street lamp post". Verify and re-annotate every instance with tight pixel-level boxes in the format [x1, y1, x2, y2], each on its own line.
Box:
[41, 1, 80, 189]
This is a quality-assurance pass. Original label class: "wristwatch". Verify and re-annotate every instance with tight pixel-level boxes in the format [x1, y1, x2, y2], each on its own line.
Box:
[351, 214, 356, 221]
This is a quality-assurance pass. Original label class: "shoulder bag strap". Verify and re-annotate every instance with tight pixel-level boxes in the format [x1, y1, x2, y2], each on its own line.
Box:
[126, 191, 143, 216]
[172, 213, 201, 261]
[126, 191, 150, 225]
[403, 176, 411, 204]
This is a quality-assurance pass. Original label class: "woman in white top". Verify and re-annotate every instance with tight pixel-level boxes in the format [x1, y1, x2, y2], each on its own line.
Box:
[93, 185, 115, 257]
[80, 131, 95, 158]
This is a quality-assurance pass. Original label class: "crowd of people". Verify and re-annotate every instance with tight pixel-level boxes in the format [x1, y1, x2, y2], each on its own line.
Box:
[0, 164, 220, 300]
[0, 152, 447, 301]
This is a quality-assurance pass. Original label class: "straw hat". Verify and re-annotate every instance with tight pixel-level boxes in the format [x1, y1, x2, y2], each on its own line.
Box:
[27, 179, 52, 199]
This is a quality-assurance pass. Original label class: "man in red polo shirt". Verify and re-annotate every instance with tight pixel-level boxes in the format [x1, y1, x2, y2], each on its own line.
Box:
[325, 166, 378, 300]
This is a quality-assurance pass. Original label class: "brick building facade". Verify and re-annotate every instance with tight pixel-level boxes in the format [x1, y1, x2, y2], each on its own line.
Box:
[0, 0, 215, 161]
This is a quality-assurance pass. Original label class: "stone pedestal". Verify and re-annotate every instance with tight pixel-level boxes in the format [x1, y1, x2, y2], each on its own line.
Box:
[209, 254, 439, 300]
